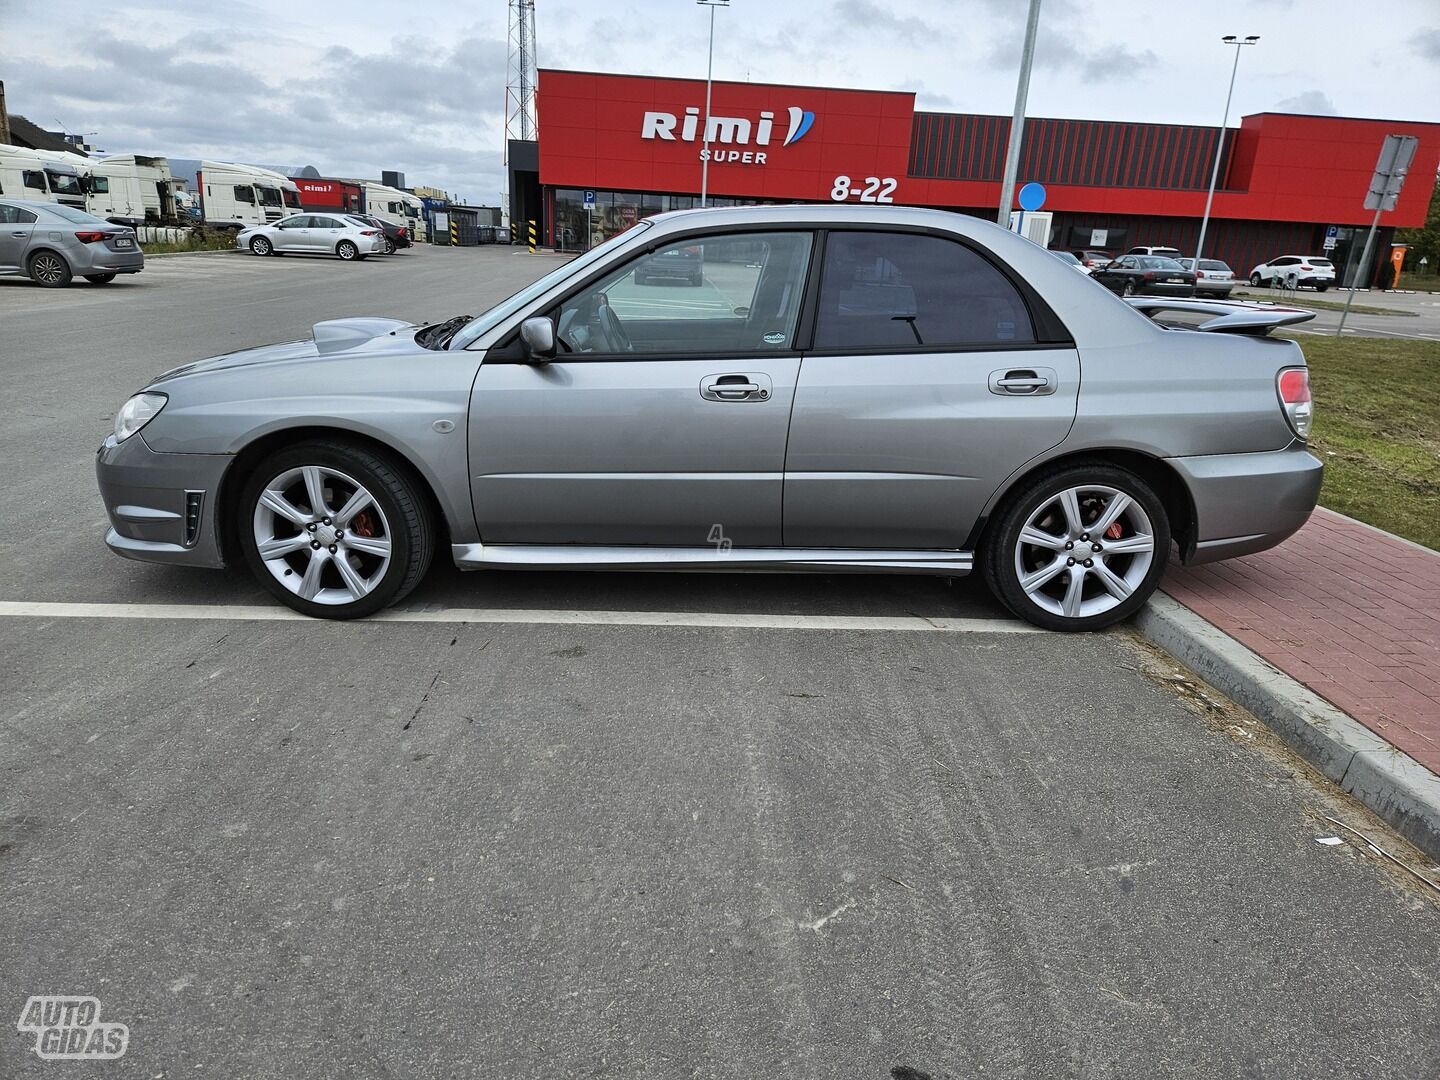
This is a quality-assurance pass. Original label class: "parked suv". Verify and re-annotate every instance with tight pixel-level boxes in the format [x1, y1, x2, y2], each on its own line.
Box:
[0, 198, 144, 287]
[1249, 255, 1335, 291]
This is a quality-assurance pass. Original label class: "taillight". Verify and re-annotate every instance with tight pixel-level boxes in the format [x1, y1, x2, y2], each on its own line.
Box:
[1143, 271, 1156, 281]
[398, 228, 407, 237]
[1195, 270, 1205, 278]
[1278, 368, 1313, 439]
[360, 230, 378, 236]
[74, 230, 109, 243]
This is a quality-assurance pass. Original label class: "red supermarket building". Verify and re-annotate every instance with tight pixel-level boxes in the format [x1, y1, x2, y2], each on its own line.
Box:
[509, 68, 1440, 283]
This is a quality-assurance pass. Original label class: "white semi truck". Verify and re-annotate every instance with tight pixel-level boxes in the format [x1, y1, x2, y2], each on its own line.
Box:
[87, 154, 178, 225]
[196, 161, 302, 229]
[0, 144, 88, 209]
[363, 181, 427, 242]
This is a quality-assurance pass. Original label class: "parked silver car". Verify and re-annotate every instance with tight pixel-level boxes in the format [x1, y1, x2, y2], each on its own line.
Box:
[96, 205, 1322, 630]
[1177, 258, 1237, 297]
[0, 199, 144, 286]
[236, 213, 384, 260]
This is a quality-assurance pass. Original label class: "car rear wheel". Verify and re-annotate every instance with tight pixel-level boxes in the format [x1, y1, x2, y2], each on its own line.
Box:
[84, 273, 117, 284]
[982, 465, 1170, 632]
[249, 236, 273, 256]
[383, 238, 397, 255]
[337, 240, 359, 261]
[239, 441, 434, 619]
[28, 251, 72, 287]
[1121, 280, 1136, 296]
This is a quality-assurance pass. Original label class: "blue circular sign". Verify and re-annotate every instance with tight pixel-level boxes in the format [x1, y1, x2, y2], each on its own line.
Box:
[1018, 182, 1047, 212]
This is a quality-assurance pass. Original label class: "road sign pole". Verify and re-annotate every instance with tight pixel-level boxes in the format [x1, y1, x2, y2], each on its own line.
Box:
[996, 0, 1042, 226]
[1335, 204, 1383, 337]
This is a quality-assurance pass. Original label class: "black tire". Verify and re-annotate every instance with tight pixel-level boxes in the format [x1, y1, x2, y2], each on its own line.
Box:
[84, 273, 117, 284]
[981, 464, 1171, 632]
[383, 238, 397, 255]
[238, 440, 435, 619]
[1316, 284, 1329, 292]
[1121, 279, 1137, 296]
[28, 250, 72, 287]
[1249, 272, 1262, 286]
[249, 236, 273, 256]
[336, 240, 359, 261]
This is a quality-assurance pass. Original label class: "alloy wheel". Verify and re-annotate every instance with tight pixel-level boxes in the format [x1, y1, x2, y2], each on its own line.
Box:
[1012, 484, 1156, 620]
[251, 465, 392, 606]
[251, 237, 272, 255]
[32, 253, 65, 284]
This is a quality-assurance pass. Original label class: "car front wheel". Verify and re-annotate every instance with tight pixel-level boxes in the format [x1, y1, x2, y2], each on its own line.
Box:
[84, 273, 117, 284]
[239, 441, 434, 619]
[982, 465, 1170, 632]
[249, 236, 273, 255]
[1121, 279, 1137, 296]
[1250, 272, 1262, 286]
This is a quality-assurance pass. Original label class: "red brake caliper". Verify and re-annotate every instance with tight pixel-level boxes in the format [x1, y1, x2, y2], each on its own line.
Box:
[1105, 521, 1124, 540]
[351, 510, 376, 538]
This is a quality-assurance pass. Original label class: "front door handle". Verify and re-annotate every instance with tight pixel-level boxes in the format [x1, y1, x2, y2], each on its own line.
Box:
[701, 373, 772, 402]
[989, 367, 1058, 396]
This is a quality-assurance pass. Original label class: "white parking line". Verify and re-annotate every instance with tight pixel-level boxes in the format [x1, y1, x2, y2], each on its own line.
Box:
[0, 600, 1041, 633]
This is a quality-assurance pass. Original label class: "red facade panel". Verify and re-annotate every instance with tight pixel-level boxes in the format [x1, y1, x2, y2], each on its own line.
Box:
[538, 70, 1440, 228]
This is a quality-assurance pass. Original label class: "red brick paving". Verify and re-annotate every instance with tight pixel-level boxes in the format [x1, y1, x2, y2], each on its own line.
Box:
[1162, 508, 1440, 775]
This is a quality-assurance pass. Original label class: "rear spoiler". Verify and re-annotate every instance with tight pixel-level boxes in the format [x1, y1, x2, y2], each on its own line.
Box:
[1124, 296, 1316, 336]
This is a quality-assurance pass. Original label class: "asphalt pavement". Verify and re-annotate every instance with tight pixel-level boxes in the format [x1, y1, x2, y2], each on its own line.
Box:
[2, 247, 1438, 1078]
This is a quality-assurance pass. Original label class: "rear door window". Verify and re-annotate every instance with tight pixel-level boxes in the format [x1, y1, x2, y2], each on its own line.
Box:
[813, 232, 1035, 349]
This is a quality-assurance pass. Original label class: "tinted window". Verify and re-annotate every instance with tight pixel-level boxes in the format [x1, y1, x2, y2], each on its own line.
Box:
[0, 204, 38, 224]
[1199, 260, 1229, 271]
[814, 232, 1034, 349]
[23, 170, 46, 190]
[234, 185, 255, 204]
[1137, 257, 1184, 270]
[555, 231, 813, 356]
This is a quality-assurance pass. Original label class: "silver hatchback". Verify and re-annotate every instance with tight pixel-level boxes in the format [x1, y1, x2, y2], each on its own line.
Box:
[0, 199, 144, 286]
[96, 205, 1322, 630]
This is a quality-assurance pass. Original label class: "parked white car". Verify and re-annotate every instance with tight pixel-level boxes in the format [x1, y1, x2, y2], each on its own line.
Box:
[236, 213, 385, 260]
[1249, 255, 1336, 291]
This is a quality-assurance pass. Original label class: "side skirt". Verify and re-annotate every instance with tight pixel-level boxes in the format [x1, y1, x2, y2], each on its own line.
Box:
[450, 543, 973, 576]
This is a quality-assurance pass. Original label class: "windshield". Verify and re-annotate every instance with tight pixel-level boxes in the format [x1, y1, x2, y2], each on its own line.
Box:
[46, 170, 83, 196]
[448, 220, 655, 350]
[41, 203, 108, 224]
[257, 186, 283, 207]
[283, 189, 302, 208]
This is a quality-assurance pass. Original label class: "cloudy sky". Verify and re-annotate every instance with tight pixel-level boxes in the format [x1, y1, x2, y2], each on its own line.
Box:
[2, 0, 1437, 201]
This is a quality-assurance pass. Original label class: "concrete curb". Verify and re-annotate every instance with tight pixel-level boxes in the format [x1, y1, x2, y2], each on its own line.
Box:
[1134, 592, 1440, 862]
[143, 249, 242, 259]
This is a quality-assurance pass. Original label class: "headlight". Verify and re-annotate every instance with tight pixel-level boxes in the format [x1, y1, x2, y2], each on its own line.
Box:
[113, 392, 167, 443]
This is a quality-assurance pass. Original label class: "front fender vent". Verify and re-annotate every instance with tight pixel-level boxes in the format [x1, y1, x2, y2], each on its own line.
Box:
[183, 490, 205, 547]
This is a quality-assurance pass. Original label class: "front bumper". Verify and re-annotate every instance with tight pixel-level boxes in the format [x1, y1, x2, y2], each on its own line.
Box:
[1169, 444, 1323, 565]
[96, 433, 232, 568]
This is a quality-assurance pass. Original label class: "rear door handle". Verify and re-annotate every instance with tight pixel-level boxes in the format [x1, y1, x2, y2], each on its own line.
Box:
[701, 373, 772, 402]
[989, 367, 1058, 396]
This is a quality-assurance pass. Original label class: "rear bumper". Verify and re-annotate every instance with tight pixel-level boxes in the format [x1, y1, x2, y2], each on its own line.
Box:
[96, 433, 231, 568]
[1194, 281, 1234, 296]
[1169, 444, 1323, 565]
[84, 249, 145, 274]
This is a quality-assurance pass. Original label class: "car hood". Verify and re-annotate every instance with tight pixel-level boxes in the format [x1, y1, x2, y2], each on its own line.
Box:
[149, 317, 418, 383]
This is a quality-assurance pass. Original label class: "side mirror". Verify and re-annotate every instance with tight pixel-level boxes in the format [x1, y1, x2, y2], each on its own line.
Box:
[519, 316, 556, 362]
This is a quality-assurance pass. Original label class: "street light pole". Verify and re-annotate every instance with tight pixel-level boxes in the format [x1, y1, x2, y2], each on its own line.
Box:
[1193, 35, 1258, 268]
[697, 0, 729, 208]
[996, 0, 1043, 226]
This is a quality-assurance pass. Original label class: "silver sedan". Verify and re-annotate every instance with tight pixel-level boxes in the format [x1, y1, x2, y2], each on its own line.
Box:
[236, 213, 385, 260]
[0, 198, 144, 286]
[97, 205, 1322, 630]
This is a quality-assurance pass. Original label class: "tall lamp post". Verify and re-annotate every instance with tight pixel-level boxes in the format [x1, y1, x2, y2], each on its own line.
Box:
[996, 0, 1043, 226]
[697, 0, 730, 207]
[1193, 35, 1259, 268]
